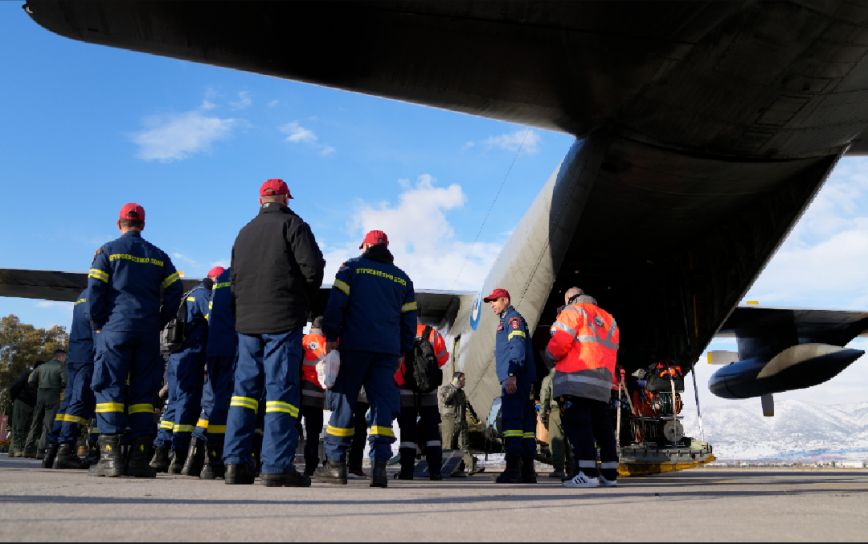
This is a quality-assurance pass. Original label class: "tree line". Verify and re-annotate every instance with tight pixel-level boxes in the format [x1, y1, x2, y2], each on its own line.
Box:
[0, 315, 68, 412]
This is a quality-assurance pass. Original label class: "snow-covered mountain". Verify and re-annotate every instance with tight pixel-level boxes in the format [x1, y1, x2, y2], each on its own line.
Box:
[680, 400, 868, 462]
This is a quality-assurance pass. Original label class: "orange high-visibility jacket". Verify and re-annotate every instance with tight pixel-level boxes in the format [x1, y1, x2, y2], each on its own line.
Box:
[394, 323, 449, 387]
[546, 302, 619, 403]
[302, 332, 326, 390]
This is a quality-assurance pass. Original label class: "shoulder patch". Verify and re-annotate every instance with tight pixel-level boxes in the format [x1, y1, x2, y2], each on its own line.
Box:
[509, 317, 521, 330]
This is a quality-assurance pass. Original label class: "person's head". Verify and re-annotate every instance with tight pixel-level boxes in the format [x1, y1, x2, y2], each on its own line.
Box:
[207, 266, 225, 281]
[259, 178, 292, 207]
[52, 349, 66, 363]
[359, 229, 389, 252]
[483, 288, 511, 315]
[117, 203, 145, 233]
[564, 286, 584, 306]
[311, 316, 324, 331]
[453, 371, 465, 388]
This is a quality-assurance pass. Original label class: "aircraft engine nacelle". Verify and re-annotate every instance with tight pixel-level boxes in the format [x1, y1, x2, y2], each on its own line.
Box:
[707, 343, 863, 400]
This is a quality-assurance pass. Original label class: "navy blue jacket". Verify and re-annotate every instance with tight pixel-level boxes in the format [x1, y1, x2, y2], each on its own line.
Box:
[322, 245, 416, 356]
[180, 280, 211, 351]
[206, 268, 237, 358]
[68, 289, 94, 364]
[87, 230, 183, 333]
[494, 305, 535, 385]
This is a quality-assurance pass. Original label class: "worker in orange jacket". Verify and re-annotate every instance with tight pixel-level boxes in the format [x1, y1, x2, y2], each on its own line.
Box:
[300, 316, 327, 476]
[545, 287, 620, 489]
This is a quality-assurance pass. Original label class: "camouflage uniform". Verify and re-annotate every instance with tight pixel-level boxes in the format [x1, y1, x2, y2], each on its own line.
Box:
[438, 381, 475, 473]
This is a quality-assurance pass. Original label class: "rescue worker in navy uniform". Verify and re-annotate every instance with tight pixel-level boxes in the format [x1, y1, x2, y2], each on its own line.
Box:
[88, 202, 183, 478]
[484, 288, 537, 484]
[151, 357, 177, 472]
[317, 229, 417, 488]
[546, 287, 620, 488]
[223, 178, 325, 487]
[394, 320, 449, 480]
[53, 290, 97, 469]
[194, 266, 236, 479]
[175, 266, 225, 476]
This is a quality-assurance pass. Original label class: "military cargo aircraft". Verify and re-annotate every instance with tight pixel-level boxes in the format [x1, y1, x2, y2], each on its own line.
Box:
[8, 0, 868, 475]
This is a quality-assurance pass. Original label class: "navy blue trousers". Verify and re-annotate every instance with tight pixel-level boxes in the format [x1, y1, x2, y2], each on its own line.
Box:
[57, 360, 95, 444]
[223, 328, 303, 474]
[500, 381, 536, 458]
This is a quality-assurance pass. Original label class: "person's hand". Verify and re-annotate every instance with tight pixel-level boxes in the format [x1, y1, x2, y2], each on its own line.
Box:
[325, 341, 338, 354]
[504, 375, 517, 394]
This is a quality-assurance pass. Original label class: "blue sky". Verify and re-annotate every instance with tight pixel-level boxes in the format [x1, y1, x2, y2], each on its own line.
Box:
[2, 4, 866, 412]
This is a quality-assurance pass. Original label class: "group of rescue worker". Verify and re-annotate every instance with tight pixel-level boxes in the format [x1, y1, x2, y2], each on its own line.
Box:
[11, 176, 621, 490]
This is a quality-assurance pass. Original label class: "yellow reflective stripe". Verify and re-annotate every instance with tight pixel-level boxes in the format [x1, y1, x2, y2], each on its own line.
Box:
[95, 402, 125, 413]
[108, 253, 164, 267]
[213, 281, 230, 290]
[74, 297, 87, 305]
[88, 268, 109, 283]
[208, 425, 227, 434]
[186, 296, 197, 302]
[326, 425, 355, 437]
[265, 400, 299, 416]
[54, 413, 65, 421]
[128, 403, 153, 415]
[401, 301, 417, 313]
[230, 396, 258, 411]
[162, 272, 180, 289]
[507, 330, 526, 341]
[522, 432, 535, 439]
[333, 279, 350, 296]
[160, 420, 174, 430]
[196, 419, 209, 429]
[502, 430, 523, 438]
[64, 414, 87, 425]
[173, 424, 194, 433]
[370, 425, 395, 438]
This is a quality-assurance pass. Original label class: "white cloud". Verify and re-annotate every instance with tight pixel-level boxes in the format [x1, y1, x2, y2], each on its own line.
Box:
[200, 87, 218, 111]
[466, 128, 540, 155]
[230, 91, 252, 110]
[35, 301, 69, 310]
[322, 175, 501, 291]
[131, 110, 238, 162]
[268, 99, 280, 108]
[281, 121, 317, 143]
[319, 145, 336, 157]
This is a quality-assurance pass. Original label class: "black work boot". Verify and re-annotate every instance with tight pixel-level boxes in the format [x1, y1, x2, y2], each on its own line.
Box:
[370, 460, 388, 488]
[520, 455, 537, 483]
[261, 466, 312, 487]
[89, 435, 123, 477]
[85, 442, 100, 466]
[180, 437, 206, 477]
[149, 444, 171, 473]
[314, 459, 348, 485]
[126, 437, 157, 478]
[41, 444, 59, 468]
[427, 448, 443, 480]
[397, 448, 415, 480]
[495, 453, 522, 483]
[168, 446, 187, 474]
[225, 460, 256, 485]
[200, 440, 224, 480]
[53, 443, 88, 469]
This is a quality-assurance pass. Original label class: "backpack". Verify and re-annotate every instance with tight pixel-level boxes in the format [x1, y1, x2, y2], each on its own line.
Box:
[405, 325, 442, 394]
[160, 289, 191, 354]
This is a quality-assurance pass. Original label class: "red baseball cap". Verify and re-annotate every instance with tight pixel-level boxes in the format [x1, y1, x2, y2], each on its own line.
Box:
[207, 266, 225, 279]
[483, 288, 511, 302]
[259, 178, 293, 198]
[359, 229, 389, 249]
[119, 202, 145, 222]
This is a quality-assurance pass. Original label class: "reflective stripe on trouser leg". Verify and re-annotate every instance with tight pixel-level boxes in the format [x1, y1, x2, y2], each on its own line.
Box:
[589, 397, 619, 481]
[223, 332, 265, 466]
[323, 351, 367, 462]
[561, 396, 600, 478]
[59, 360, 95, 444]
[170, 345, 206, 451]
[205, 355, 235, 437]
[91, 330, 132, 435]
[361, 352, 399, 463]
[154, 358, 178, 447]
[500, 380, 533, 457]
[259, 327, 303, 474]
[127, 332, 162, 438]
[193, 361, 216, 442]
[48, 368, 76, 445]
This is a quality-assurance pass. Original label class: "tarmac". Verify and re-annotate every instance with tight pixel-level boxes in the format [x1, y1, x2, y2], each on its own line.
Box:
[1, 455, 866, 541]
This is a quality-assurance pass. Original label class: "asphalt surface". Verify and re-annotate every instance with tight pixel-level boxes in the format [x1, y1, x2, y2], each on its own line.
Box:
[1, 455, 866, 541]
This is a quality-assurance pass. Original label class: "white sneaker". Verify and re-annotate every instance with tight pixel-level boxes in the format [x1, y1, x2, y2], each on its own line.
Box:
[562, 472, 599, 488]
[598, 475, 618, 487]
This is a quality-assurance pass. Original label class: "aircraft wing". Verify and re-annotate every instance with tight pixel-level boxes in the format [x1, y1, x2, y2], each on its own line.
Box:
[718, 306, 868, 346]
[0, 267, 472, 327]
